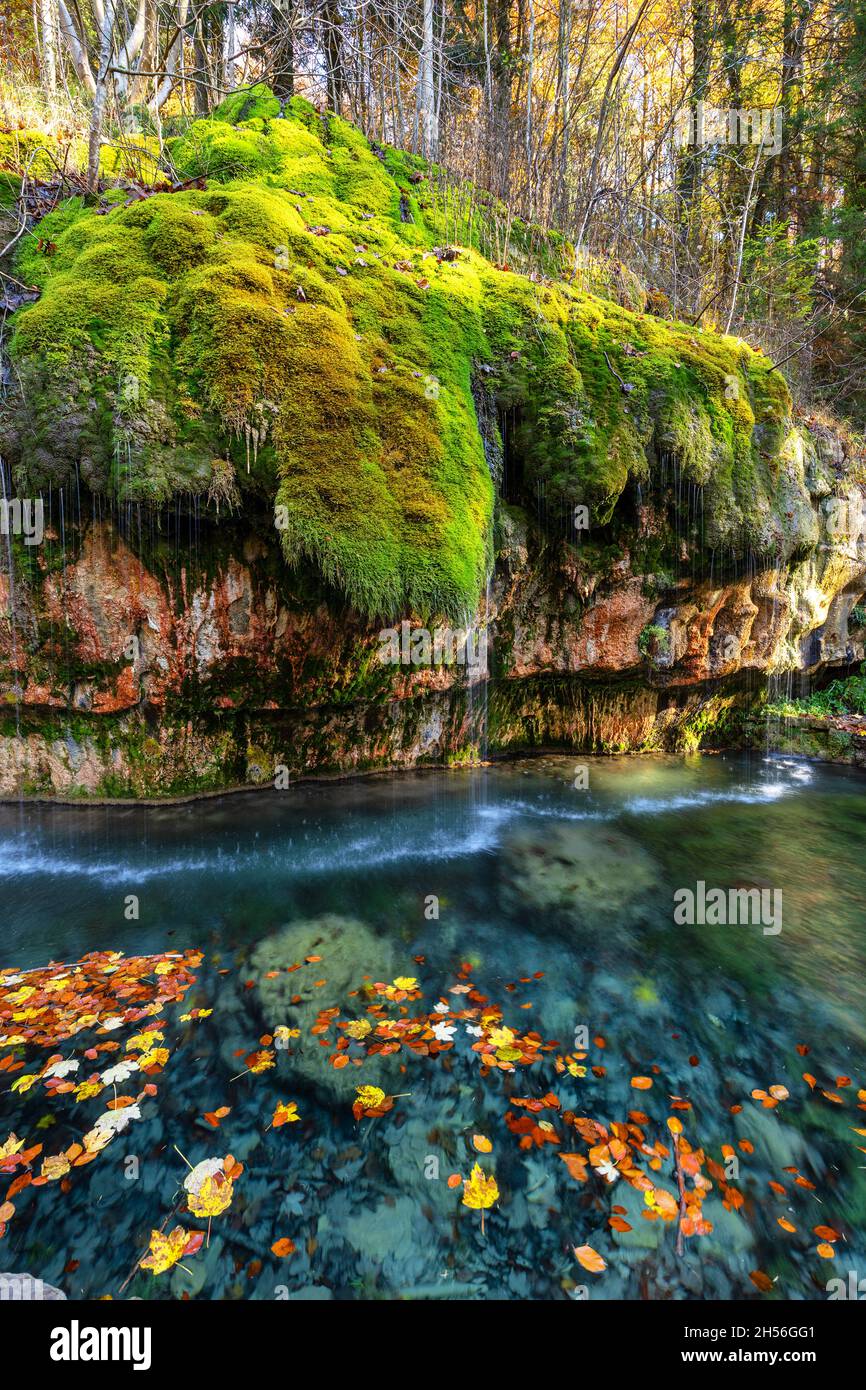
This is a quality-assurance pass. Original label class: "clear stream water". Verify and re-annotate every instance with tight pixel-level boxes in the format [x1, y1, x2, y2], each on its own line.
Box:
[1, 752, 865, 1300]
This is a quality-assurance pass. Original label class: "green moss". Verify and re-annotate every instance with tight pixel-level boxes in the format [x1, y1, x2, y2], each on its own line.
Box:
[211, 84, 283, 125]
[2, 87, 812, 619]
[0, 129, 58, 178]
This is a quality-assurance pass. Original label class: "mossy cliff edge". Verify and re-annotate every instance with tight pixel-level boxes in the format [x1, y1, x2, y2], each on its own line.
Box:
[0, 89, 865, 797]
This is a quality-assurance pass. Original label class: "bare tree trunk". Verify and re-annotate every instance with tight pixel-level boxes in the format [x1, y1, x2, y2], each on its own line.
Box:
[39, 0, 58, 95]
[87, 0, 115, 192]
[323, 0, 343, 113]
[554, 0, 571, 226]
[270, 1, 294, 98]
[576, 0, 652, 254]
[58, 0, 96, 95]
[149, 0, 189, 112]
[133, 0, 158, 104]
[525, 0, 535, 218]
[193, 18, 210, 114]
[224, 2, 238, 91]
[419, 0, 437, 158]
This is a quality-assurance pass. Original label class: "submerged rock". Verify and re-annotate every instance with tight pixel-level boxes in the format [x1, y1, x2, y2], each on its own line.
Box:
[238, 914, 403, 1101]
[498, 820, 660, 928]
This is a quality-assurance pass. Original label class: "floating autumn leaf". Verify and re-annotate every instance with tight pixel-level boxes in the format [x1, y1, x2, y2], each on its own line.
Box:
[559, 1152, 589, 1183]
[81, 1126, 113, 1155]
[40, 1153, 71, 1182]
[817, 1243, 836, 1259]
[139, 1226, 202, 1276]
[184, 1156, 237, 1219]
[0, 1133, 25, 1161]
[203, 1106, 231, 1128]
[462, 1162, 499, 1234]
[813, 1225, 839, 1243]
[778, 1218, 797, 1232]
[100, 1060, 139, 1086]
[74, 1079, 104, 1103]
[41, 1058, 79, 1081]
[352, 1084, 395, 1120]
[273, 1026, 300, 1047]
[630, 1076, 652, 1090]
[343, 1019, 372, 1041]
[138, 1047, 170, 1070]
[574, 1244, 606, 1274]
[271, 1238, 296, 1257]
[272, 1101, 300, 1128]
[749, 1270, 774, 1292]
[472, 1134, 493, 1153]
[644, 1186, 679, 1220]
[11, 1074, 38, 1095]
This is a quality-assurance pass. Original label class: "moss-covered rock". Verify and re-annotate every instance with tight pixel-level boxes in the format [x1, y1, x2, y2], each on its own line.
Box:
[0, 88, 816, 621]
[234, 914, 403, 1101]
[498, 820, 661, 928]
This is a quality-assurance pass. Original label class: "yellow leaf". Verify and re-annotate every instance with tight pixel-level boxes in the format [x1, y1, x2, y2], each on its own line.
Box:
[187, 1171, 234, 1218]
[140, 1227, 189, 1276]
[272, 1101, 300, 1127]
[355, 1085, 386, 1110]
[0, 1133, 25, 1160]
[462, 1162, 499, 1211]
[40, 1154, 71, 1181]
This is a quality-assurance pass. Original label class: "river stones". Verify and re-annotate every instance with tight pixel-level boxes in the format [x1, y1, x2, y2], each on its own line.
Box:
[498, 820, 660, 928]
[240, 914, 403, 1101]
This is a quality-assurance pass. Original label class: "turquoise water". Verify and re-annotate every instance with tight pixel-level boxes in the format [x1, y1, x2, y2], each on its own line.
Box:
[1, 752, 865, 1300]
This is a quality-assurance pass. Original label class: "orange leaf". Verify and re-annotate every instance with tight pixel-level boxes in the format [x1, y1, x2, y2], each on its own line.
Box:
[574, 1244, 606, 1274]
[559, 1152, 589, 1183]
[271, 1238, 296, 1257]
[813, 1225, 839, 1242]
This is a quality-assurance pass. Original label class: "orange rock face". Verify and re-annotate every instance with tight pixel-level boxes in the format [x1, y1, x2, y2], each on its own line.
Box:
[0, 480, 863, 797]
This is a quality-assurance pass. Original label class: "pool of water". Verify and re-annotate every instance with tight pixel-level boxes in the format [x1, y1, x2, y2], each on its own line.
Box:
[1, 752, 865, 1300]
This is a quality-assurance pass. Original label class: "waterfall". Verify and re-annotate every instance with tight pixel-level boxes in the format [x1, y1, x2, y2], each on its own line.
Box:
[0, 458, 24, 813]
